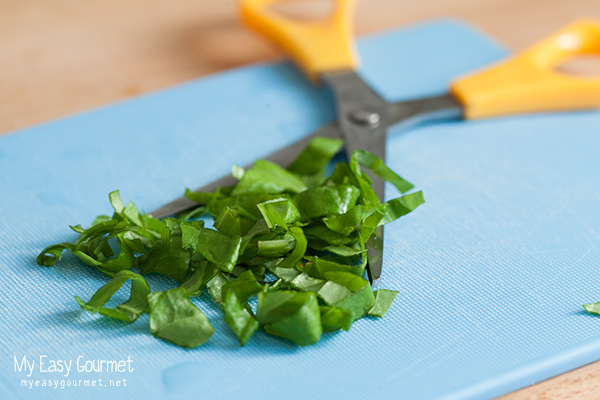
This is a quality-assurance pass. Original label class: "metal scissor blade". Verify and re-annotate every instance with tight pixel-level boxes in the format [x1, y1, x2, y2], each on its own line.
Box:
[387, 92, 464, 130]
[149, 123, 342, 219]
[321, 71, 390, 289]
[321, 71, 389, 165]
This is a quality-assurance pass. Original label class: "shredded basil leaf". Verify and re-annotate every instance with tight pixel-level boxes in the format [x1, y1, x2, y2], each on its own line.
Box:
[232, 160, 307, 196]
[294, 185, 360, 221]
[256, 290, 322, 346]
[180, 259, 217, 297]
[37, 137, 423, 347]
[223, 290, 260, 346]
[148, 287, 214, 348]
[75, 270, 150, 322]
[286, 137, 343, 176]
[584, 301, 600, 315]
[352, 149, 414, 194]
[369, 289, 399, 317]
[320, 306, 353, 332]
[221, 270, 264, 345]
[257, 198, 301, 230]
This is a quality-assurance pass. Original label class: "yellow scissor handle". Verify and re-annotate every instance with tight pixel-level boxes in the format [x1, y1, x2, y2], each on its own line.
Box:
[450, 19, 600, 119]
[240, 0, 358, 83]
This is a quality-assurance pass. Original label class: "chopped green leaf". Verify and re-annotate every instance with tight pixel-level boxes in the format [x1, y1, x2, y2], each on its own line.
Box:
[257, 198, 301, 229]
[194, 229, 242, 273]
[286, 137, 343, 176]
[148, 287, 214, 348]
[223, 290, 259, 346]
[206, 272, 231, 307]
[360, 207, 386, 242]
[214, 207, 254, 237]
[232, 160, 307, 195]
[293, 185, 359, 221]
[369, 289, 399, 317]
[276, 227, 307, 269]
[180, 260, 217, 296]
[208, 193, 286, 220]
[140, 239, 190, 283]
[222, 270, 264, 300]
[37, 243, 76, 266]
[380, 191, 425, 225]
[256, 291, 322, 346]
[221, 271, 264, 345]
[291, 272, 326, 293]
[304, 258, 365, 278]
[184, 189, 220, 205]
[316, 272, 375, 322]
[268, 263, 301, 282]
[75, 270, 150, 322]
[320, 306, 353, 332]
[323, 205, 362, 236]
[584, 301, 600, 315]
[351, 150, 414, 193]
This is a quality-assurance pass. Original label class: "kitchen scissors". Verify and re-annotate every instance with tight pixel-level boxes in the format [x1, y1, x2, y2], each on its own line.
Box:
[151, 0, 600, 288]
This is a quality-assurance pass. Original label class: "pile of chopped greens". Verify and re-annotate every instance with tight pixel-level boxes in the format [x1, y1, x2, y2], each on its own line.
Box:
[37, 137, 424, 348]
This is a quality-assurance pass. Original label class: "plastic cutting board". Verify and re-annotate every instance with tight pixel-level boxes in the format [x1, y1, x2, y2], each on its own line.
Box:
[2, 19, 600, 400]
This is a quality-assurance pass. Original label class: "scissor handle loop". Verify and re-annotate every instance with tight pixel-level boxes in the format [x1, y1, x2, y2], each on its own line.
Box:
[451, 19, 600, 119]
[240, 0, 358, 83]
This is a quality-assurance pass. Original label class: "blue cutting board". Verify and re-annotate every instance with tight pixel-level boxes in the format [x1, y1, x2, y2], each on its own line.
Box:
[3, 19, 600, 400]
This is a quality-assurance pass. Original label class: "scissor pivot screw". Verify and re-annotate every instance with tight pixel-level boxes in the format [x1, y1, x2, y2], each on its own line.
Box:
[349, 110, 381, 128]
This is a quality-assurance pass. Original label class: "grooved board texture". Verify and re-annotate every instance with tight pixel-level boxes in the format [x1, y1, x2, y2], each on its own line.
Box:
[2, 20, 600, 400]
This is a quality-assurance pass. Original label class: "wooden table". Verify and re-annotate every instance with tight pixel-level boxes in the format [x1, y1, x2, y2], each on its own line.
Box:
[2, 1, 600, 398]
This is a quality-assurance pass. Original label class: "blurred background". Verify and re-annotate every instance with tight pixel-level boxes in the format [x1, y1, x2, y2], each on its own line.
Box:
[0, 0, 599, 135]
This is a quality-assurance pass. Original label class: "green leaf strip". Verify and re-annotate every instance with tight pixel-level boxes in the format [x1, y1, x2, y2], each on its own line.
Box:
[75, 270, 150, 322]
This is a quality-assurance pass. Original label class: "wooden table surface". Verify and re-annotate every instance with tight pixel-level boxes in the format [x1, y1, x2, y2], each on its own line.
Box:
[2, 0, 600, 398]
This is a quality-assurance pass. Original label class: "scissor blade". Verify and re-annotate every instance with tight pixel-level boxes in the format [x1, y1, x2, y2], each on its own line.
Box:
[321, 71, 390, 289]
[149, 123, 342, 219]
[388, 92, 464, 130]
